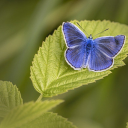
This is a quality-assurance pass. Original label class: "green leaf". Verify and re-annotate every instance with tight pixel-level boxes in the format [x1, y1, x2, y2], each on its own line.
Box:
[30, 20, 128, 97]
[0, 100, 63, 128]
[0, 81, 23, 122]
[127, 122, 128, 128]
[19, 112, 77, 128]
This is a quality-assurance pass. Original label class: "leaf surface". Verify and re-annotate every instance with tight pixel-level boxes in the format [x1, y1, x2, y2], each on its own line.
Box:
[0, 81, 23, 122]
[0, 100, 63, 128]
[30, 20, 128, 97]
[19, 112, 77, 128]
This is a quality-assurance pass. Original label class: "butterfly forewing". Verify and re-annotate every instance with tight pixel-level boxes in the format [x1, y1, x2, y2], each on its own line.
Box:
[93, 35, 125, 58]
[62, 22, 87, 48]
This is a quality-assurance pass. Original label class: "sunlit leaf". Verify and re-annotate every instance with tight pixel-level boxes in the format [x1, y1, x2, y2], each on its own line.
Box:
[0, 100, 63, 128]
[19, 112, 77, 128]
[0, 81, 23, 122]
[30, 20, 128, 97]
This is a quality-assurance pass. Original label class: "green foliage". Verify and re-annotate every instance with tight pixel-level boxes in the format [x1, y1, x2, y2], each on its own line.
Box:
[1, 0, 128, 128]
[0, 100, 63, 128]
[0, 81, 75, 128]
[30, 20, 128, 97]
[0, 81, 23, 123]
[18, 112, 77, 128]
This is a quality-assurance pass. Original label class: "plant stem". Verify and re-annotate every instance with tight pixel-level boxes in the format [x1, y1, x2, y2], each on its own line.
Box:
[36, 94, 43, 102]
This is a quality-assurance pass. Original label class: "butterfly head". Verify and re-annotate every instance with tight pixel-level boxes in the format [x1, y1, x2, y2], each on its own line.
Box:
[88, 34, 93, 39]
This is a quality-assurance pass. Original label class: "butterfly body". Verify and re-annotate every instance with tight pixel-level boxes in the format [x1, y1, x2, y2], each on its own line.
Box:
[84, 38, 93, 65]
[62, 22, 125, 72]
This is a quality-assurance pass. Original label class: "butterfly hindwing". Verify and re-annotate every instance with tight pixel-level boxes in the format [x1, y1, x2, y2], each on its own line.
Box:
[62, 22, 87, 47]
[93, 35, 125, 57]
[88, 46, 113, 71]
[65, 45, 87, 69]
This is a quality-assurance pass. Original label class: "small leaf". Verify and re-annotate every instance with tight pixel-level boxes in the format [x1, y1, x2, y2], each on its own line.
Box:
[0, 100, 63, 128]
[0, 81, 23, 122]
[30, 20, 128, 97]
[19, 112, 77, 128]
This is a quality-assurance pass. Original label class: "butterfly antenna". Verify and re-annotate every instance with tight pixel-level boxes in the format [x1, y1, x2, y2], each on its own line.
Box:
[76, 22, 89, 36]
[92, 28, 109, 38]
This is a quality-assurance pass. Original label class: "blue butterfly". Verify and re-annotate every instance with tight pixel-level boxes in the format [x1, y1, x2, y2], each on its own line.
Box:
[62, 22, 125, 72]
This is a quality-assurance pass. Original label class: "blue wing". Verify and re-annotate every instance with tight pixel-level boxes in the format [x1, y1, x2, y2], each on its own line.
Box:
[65, 44, 87, 70]
[62, 22, 87, 47]
[93, 35, 125, 57]
[88, 46, 113, 71]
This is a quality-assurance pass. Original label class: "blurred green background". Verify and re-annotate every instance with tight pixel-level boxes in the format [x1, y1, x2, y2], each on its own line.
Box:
[0, 0, 128, 128]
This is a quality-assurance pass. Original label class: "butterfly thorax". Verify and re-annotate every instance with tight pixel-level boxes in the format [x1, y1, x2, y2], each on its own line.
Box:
[86, 38, 93, 52]
[86, 34, 93, 52]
